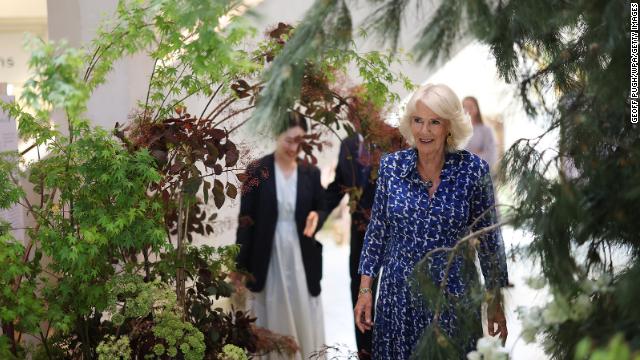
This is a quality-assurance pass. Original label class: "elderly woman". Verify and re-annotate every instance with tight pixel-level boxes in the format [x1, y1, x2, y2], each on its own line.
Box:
[353, 84, 509, 359]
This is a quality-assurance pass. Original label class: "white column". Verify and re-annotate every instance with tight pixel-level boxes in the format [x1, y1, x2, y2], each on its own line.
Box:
[47, 0, 154, 130]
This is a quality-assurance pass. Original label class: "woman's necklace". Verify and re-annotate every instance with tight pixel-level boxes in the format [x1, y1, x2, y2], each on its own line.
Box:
[417, 160, 443, 193]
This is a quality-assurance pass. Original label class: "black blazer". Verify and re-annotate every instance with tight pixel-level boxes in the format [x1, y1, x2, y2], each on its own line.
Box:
[235, 153, 328, 296]
[326, 135, 377, 226]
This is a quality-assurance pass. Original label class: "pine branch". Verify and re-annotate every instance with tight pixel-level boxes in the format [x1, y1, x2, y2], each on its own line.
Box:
[251, 0, 352, 135]
[362, 0, 410, 53]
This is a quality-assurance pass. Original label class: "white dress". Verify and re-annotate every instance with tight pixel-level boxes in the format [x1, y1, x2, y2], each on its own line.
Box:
[251, 164, 326, 359]
[465, 123, 498, 169]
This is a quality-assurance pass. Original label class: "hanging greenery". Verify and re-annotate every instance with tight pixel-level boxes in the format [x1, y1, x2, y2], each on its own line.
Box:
[0, 0, 409, 358]
[254, 0, 638, 359]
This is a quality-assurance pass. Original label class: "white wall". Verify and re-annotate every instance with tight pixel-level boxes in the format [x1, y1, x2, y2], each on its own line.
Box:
[47, 0, 154, 131]
[0, 0, 47, 98]
[0, 0, 48, 247]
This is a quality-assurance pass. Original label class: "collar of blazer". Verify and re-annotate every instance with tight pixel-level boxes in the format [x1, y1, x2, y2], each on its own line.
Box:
[265, 152, 315, 175]
[263, 152, 315, 225]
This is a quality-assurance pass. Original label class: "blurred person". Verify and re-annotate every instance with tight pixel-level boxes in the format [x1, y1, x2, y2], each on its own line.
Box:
[463, 96, 498, 170]
[353, 84, 509, 359]
[234, 111, 327, 359]
[325, 133, 378, 359]
[326, 111, 405, 359]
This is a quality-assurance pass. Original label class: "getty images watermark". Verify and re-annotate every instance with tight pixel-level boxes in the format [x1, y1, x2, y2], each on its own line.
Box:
[632, 2, 639, 123]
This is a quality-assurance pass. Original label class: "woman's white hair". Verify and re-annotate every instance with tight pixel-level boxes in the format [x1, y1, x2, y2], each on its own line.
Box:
[398, 83, 472, 152]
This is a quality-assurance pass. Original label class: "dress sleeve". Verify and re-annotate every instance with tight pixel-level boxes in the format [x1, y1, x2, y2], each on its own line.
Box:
[469, 160, 509, 289]
[358, 156, 390, 278]
[482, 126, 498, 170]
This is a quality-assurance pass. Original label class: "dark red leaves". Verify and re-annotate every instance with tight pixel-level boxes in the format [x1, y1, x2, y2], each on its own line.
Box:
[231, 79, 252, 99]
[213, 179, 225, 209]
[209, 128, 226, 140]
[226, 183, 237, 199]
[236, 173, 248, 183]
[224, 142, 239, 168]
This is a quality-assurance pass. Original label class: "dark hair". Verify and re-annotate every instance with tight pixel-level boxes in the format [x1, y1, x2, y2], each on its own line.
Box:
[463, 96, 483, 124]
[279, 110, 308, 134]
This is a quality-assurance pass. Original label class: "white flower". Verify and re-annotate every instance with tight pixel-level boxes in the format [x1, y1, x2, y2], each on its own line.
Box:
[581, 279, 597, 293]
[541, 298, 570, 325]
[467, 336, 509, 360]
[477, 336, 502, 352]
[593, 273, 613, 292]
[496, 348, 509, 359]
[581, 273, 613, 294]
[524, 276, 546, 290]
[467, 351, 482, 360]
[570, 293, 592, 320]
[520, 326, 538, 344]
[516, 306, 543, 343]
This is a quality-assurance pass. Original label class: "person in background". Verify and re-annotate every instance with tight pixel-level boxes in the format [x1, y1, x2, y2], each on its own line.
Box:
[353, 84, 509, 359]
[463, 96, 498, 170]
[234, 111, 327, 360]
[326, 133, 378, 359]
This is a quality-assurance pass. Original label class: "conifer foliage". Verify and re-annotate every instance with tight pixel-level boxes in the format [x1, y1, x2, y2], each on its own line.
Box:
[255, 0, 638, 358]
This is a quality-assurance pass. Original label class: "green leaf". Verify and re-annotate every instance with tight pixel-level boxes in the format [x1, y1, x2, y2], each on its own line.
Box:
[183, 176, 202, 196]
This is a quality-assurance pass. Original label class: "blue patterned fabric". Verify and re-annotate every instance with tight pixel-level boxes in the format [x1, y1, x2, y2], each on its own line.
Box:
[358, 148, 509, 359]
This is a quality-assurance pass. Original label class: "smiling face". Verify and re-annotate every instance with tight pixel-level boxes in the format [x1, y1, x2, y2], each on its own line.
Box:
[410, 101, 450, 156]
[275, 125, 306, 162]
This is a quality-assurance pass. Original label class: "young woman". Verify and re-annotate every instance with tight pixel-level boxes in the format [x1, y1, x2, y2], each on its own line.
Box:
[235, 112, 327, 359]
[463, 96, 498, 170]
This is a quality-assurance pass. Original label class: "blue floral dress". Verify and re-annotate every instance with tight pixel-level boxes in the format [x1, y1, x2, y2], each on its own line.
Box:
[358, 148, 509, 359]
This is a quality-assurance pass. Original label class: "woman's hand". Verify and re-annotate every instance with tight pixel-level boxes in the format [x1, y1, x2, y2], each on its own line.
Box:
[354, 275, 375, 333]
[303, 211, 319, 237]
[228, 272, 245, 293]
[353, 292, 373, 333]
[354, 292, 374, 333]
[487, 297, 508, 343]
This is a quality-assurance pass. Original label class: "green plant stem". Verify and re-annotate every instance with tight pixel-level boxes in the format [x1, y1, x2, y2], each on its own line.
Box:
[144, 58, 160, 119]
[175, 192, 186, 318]
[143, 246, 151, 281]
[204, 96, 236, 120]
[152, 64, 188, 121]
[199, 82, 225, 120]
[80, 315, 91, 359]
[219, 106, 257, 133]
[39, 330, 53, 360]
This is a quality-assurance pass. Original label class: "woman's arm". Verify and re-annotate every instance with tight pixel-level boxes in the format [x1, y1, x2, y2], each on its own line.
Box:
[469, 160, 509, 341]
[470, 161, 508, 289]
[357, 155, 390, 278]
[304, 167, 328, 237]
[354, 156, 391, 332]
